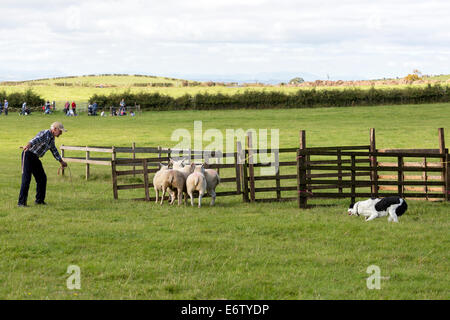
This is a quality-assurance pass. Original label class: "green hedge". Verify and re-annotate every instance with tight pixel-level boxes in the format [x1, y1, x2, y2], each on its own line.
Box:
[0, 88, 45, 108]
[89, 84, 450, 111]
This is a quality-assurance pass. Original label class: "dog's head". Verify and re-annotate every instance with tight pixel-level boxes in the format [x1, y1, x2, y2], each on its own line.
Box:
[348, 203, 359, 216]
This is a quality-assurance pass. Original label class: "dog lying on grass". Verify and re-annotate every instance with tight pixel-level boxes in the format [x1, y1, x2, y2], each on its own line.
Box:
[348, 196, 408, 222]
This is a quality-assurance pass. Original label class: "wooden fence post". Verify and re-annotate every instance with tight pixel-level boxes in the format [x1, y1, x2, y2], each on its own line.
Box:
[85, 146, 90, 180]
[132, 142, 136, 177]
[298, 130, 307, 209]
[143, 159, 150, 201]
[247, 132, 255, 202]
[157, 146, 162, 168]
[238, 141, 249, 202]
[351, 155, 356, 204]
[370, 128, 378, 197]
[275, 149, 281, 201]
[112, 160, 118, 200]
[438, 128, 446, 198]
[445, 152, 449, 202]
[235, 142, 242, 196]
[112, 146, 116, 161]
[297, 149, 300, 208]
[61, 145, 65, 176]
[241, 143, 249, 203]
[423, 157, 429, 200]
[337, 149, 342, 195]
[398, 156, 404, 197]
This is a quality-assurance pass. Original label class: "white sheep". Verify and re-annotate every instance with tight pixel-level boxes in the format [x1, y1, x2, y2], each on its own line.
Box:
[170, 158, 220, 205]
[163, 160, 195, 205]
[153, 163, 171, 204]
[203, 167, 220, 206]
[186, 165, 207, 207]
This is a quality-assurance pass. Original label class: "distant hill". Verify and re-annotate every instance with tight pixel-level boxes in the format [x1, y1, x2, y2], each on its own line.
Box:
[1, 73, 449, 87]
[0, 74, 192, 87]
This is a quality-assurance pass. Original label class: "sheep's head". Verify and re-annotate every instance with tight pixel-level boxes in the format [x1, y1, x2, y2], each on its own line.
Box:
[159, 163, 169, 171]
[188, 163, 196, 173]
[171, 158, 186, 170]
[194, 164, 206, 174]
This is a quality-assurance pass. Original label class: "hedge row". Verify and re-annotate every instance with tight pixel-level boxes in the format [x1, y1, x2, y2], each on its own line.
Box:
[4, 85, 445, 111]
[0, 89, 45, 108]
[88, 84, 450, 111]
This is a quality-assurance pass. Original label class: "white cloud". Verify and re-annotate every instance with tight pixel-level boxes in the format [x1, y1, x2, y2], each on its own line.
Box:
[0, 0, 449, 81]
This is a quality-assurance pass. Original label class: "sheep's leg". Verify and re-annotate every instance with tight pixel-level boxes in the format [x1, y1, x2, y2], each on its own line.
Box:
[171, 188, 177, 204]
[154, 188, 159, 204]
[177, 190, 183, 205]
[160, 187, 166, 205]
[209, 189, 216, 206]
[198, 191, 204, 208]
[168, 188, 176, 205]
[188, 191, 194, 206]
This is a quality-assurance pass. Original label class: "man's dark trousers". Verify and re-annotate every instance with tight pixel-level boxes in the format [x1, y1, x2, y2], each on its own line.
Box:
[18, 151, 47, 205]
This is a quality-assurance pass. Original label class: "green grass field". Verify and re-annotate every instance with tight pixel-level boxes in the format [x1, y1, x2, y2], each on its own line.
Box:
[0, 104, 449, 299]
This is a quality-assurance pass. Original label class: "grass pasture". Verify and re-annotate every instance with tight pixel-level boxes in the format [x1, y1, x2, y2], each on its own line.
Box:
[0, 104, 449, 300]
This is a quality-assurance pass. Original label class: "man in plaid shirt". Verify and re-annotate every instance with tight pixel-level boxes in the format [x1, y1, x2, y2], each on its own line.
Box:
[18, 122, 68, 207]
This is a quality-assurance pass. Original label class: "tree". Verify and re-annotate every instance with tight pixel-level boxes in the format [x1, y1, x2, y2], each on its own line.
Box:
[288, 77, 305, 85]
[412, 69, 422, 77]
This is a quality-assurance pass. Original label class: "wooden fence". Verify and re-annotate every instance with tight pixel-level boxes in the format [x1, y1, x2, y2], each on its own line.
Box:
[60, 128, 449, 206]
[111, 145, 244, 201]
[295, 128, 449, 208]
[241, 131, 371, 203]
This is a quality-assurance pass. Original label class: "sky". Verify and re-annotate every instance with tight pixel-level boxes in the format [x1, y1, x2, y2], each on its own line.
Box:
[0, 0, 449, 82]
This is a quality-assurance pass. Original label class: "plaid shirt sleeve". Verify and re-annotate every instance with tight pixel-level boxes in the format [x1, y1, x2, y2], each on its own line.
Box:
[50, 139, 63, 162]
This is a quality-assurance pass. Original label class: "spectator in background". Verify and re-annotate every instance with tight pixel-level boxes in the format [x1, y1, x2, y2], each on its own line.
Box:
[0, 100, 3, 115]
[88, 103, 93, 116]
[4, 100, 8, 116]
[92, 102, 98, 116]
[71, 101, 77, 116]
[119, 98, 126, 116]
[64, 101, 70, 115]
[21, 102, 31, 115]
[44, 101, 52, 114]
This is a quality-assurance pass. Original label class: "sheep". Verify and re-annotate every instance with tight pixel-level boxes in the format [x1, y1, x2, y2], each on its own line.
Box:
[186, 165, 208, 207]
[171, 159, 221, 206]
[163, 161, 195, 205]
[153, 163, 171, 205]
[203, 167, 220, 206]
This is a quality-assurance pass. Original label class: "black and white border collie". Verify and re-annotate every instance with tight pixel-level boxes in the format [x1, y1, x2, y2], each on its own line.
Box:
[348, 196, 408, 222]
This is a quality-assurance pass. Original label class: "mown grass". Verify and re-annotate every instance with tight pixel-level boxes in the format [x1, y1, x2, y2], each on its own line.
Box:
[0, 104, 449, 300]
